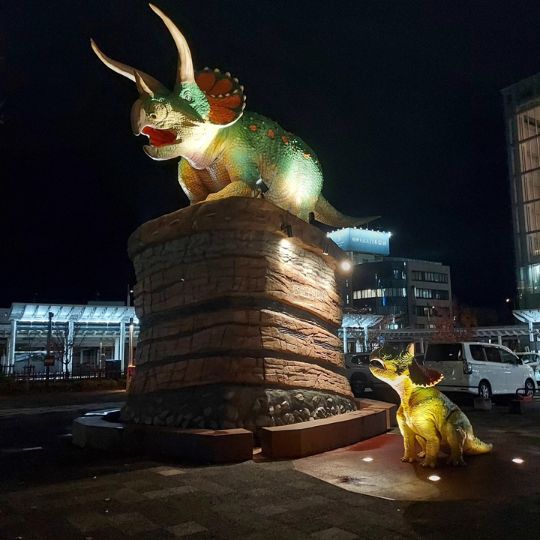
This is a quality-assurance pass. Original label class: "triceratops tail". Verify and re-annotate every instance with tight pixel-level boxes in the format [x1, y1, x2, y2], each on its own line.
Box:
[314, 195, 379, 228]
[464, 436, 493, 455]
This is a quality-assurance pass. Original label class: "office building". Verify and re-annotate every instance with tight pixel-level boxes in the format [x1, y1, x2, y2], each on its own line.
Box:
[328, 228, 452, 329]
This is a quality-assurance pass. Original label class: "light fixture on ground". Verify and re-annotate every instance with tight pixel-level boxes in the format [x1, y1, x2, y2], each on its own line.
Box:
[362, 456, 373, 462]
[428, 475, 441, 482]
[340, 260, 352, 272]
[512, 457, 524, 464]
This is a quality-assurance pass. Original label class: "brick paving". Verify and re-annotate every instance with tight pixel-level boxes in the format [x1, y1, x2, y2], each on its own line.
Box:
[1, 404, 540, 539]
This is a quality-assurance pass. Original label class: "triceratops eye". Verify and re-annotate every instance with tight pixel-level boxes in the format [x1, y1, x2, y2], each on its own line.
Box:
[147, 102, 167, 123]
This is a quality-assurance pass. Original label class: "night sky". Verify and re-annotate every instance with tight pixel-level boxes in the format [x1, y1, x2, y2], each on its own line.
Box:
[3, 0, 540, 311]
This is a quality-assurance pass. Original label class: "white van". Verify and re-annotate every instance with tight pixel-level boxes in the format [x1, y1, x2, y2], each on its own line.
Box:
[423, 342, 536, 398]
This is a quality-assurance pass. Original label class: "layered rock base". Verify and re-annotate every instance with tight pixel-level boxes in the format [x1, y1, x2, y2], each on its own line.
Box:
[121, 385, 356, 431]
[123, 197, 356, 430]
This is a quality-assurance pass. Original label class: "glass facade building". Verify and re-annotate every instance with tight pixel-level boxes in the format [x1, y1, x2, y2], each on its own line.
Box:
[503, 74, 540, 308]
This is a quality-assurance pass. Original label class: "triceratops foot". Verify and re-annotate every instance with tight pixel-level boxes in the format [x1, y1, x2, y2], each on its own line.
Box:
[401, 455, 416, 463]
[420, 459, 437, 468]
[417, 451, 426, 458]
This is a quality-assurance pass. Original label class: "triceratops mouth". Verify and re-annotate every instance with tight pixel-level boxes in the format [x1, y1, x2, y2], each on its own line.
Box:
[141, 126, 178, 147]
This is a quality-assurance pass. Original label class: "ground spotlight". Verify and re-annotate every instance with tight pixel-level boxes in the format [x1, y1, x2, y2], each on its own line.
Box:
[428, 475, 441, 482]
[362, 457, 373, 462]
[340, 260, 352, 272]
[512, 457, 524, 464]
[280, 238, 291, 248]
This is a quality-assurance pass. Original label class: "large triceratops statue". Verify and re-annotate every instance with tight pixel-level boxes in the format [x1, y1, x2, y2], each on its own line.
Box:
[91, 3, 373, 226]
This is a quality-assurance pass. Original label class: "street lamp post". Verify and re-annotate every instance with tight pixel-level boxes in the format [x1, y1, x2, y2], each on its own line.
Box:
[128, 317, 134, 367]
[45, 311, 54, 385]
[127, 317, 135, 389]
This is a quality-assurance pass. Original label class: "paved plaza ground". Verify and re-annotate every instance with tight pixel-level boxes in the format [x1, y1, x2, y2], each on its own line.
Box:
[1, 391, 540, 539]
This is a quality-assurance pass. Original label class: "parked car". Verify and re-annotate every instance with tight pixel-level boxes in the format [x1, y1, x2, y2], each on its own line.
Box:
[345, 352, 386, 396]
[422, 342, 536, 398]
[515, 352, 540, 384]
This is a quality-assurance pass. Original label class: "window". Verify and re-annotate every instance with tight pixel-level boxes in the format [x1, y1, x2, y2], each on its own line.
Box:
[524, 200, 540, 232]
[521, 353, 538, 364]
[469, 345, 485, 361]
[484, 347, 501, 363]
[411, 271, 449, 283]
[500, 350, 518, 364]
[521, 170, 540, 202]
[415, 306, 449, 318]
[425, 343, 462, 362]
[517, 106, 540, 141]
[519, 137, 540, 172]
[526, 232, 540, 258]
[414, 288, 449, 300]
[353, 288, 407, 299]
[520, 263, 540, 293]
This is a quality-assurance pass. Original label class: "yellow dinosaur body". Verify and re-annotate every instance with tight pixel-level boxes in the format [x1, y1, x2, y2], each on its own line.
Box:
[369, 346, 492, 468]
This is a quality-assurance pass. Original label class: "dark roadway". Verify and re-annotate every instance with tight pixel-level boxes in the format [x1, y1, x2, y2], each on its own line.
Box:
[0, 393, 159, 493]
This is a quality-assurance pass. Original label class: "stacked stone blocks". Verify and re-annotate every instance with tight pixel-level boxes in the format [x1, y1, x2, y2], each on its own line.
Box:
[122, 197, 356, 430]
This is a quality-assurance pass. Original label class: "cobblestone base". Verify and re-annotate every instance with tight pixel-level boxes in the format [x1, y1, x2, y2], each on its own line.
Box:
[120, 385, 357, 431]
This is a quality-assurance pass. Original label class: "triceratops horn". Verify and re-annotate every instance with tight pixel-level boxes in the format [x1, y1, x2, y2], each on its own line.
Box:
[90, 38, 167, 95]
[148, 3, 195, 85]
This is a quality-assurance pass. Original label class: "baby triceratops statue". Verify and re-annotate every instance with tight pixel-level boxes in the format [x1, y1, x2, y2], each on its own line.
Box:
[91, 4, 375, 227]
[369, 345, 492, 468]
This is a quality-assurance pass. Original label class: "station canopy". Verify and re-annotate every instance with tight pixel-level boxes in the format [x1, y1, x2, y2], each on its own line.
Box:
[9, 303, 138, 324]
[342, 313, 383, 328]
[513, 309, 540, 324]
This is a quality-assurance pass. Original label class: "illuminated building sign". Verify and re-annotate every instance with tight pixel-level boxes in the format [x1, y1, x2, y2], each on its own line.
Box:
[328, 228, 391, 256]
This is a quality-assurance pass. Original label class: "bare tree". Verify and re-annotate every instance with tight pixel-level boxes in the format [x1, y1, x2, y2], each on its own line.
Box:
[430, 307, 475, 343]
[50, 323, 88, 376]
[368, 313, 404, 351]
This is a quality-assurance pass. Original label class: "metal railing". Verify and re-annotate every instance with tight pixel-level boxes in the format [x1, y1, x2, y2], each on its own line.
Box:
[0, 365, 124, 381]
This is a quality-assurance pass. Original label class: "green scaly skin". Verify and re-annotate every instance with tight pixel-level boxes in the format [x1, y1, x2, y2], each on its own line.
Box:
[134, 88, 355, 226]
[178, 111, 323, 222]
[92, 5, 370, 227]
[369, 348, 493, 468]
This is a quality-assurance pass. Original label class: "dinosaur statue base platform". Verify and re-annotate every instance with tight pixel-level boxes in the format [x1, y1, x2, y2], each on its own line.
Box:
[122, 196, 357, 432]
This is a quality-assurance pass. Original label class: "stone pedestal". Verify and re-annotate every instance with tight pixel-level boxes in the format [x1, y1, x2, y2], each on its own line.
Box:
[122, 197, 356, 431]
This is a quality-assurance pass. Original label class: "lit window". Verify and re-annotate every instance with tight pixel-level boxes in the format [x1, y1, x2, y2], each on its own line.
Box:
[517, 106, 540, 142]
[521, 170, 540, 202]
